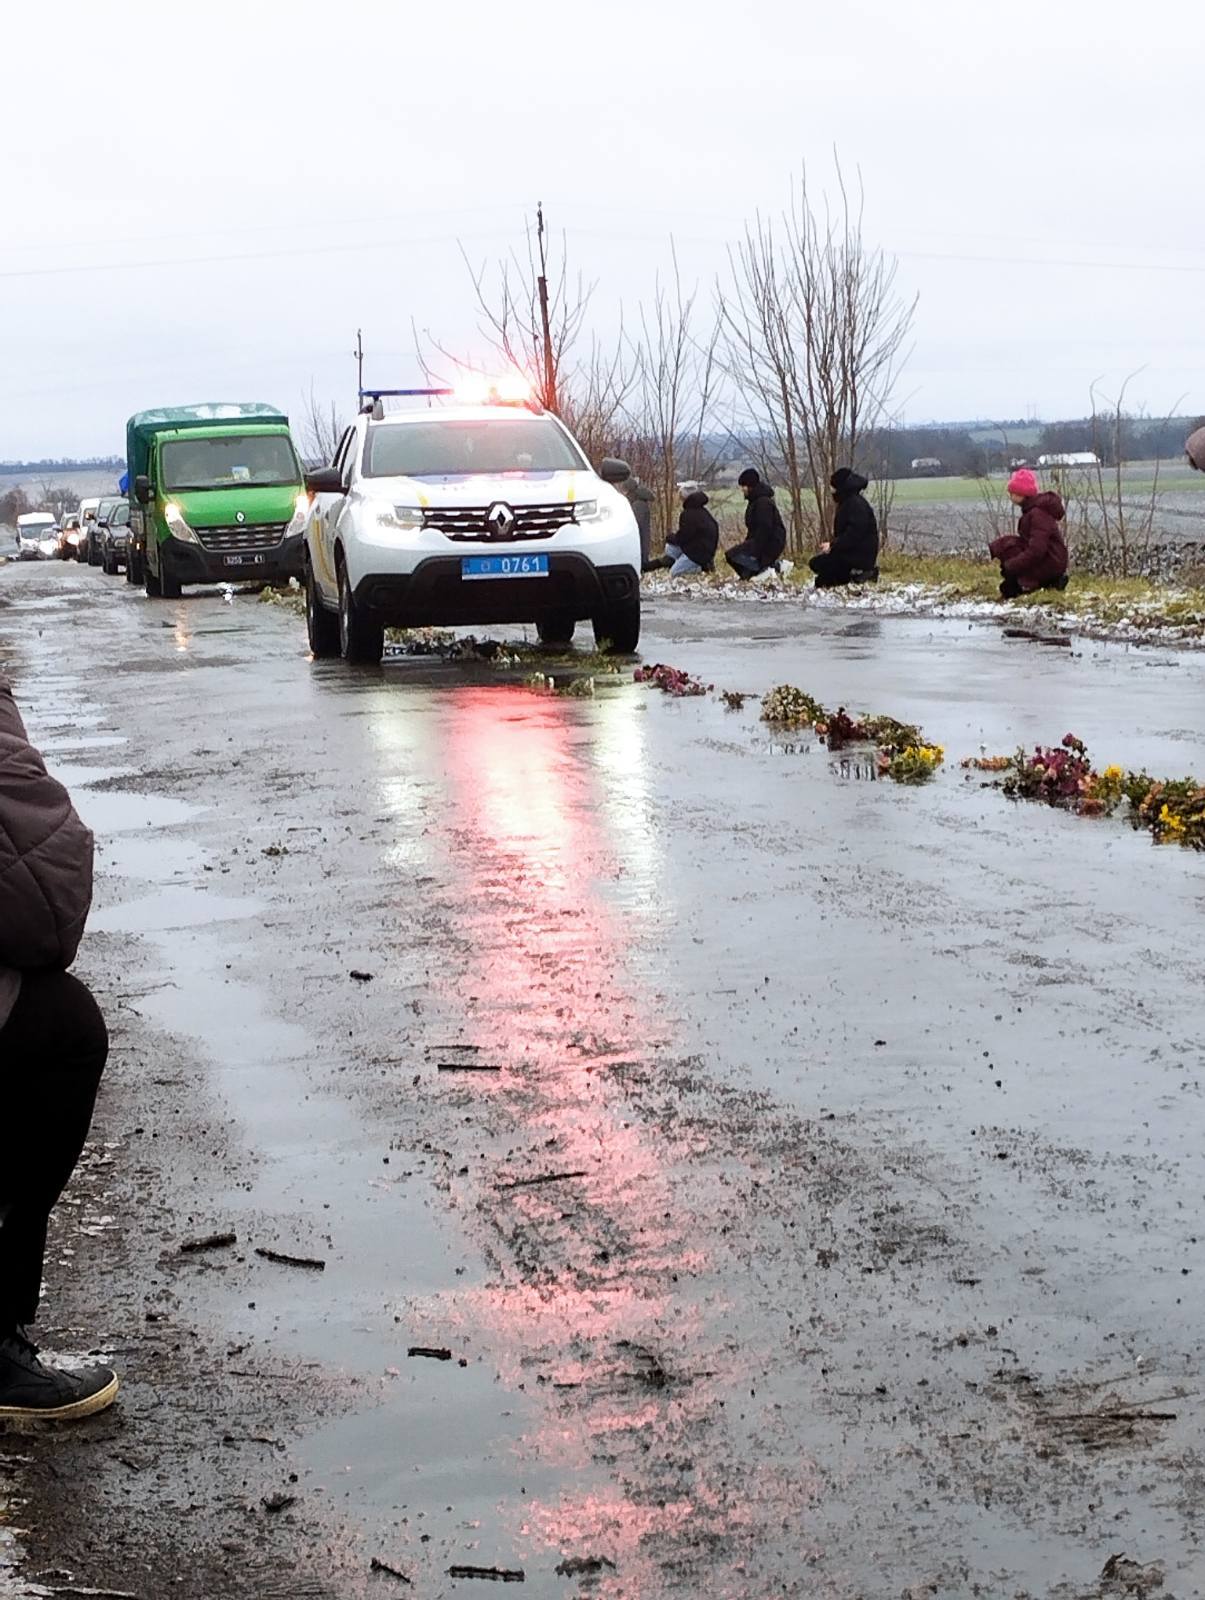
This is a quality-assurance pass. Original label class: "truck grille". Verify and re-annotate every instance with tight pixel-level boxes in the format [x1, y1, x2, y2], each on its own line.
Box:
[424, 502, 578, 542]
[195, 522, 288, 553]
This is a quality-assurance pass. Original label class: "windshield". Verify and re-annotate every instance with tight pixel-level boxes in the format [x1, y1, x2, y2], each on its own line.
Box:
[161, 434, 300, 491]
[363, 417, 585, 478]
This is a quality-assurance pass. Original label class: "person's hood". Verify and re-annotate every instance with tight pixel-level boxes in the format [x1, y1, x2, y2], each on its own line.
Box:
[1029, 491, 1065, 521]
[682, 489, 709, 509]
[747, 480, 776, 501]
[833, 471, 868, 499]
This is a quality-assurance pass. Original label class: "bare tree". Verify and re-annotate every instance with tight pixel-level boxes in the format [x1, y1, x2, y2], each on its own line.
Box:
[625, 244, 727, 544]
[298, 384, 345, 467]
[724, 160, 915, 553]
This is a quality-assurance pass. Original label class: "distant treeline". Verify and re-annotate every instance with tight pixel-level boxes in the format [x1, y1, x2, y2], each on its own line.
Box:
[865, 415, 1205, 477]
[0, 456, 123, 474]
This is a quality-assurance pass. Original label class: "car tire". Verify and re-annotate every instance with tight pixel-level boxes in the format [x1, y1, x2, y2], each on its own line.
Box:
[306, 561, 340, 658]
[144, 561, 162, 598]
[592, 594, 641, 655]
[338, 561, 384, 665]
[537, 612, 577, 649]
[160, 563, 182, 599]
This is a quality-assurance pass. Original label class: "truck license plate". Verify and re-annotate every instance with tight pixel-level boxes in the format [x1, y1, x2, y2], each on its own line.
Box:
[224, 553, 264, 566]
[461, 554, 549, 580]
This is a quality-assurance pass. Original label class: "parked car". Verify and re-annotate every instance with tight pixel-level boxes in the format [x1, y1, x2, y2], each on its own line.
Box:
[99, 502, 131, 574]
[16, 512, 60, 560]
[302, 386, 640, 664]
[84, 496, 124, 567]
[59, 513, 83, 559]
[76, 497, 102, 562]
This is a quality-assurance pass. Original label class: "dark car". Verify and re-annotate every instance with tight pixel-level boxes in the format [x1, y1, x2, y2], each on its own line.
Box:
[99, 502, 131, 574]
[84, 496, 124, 568]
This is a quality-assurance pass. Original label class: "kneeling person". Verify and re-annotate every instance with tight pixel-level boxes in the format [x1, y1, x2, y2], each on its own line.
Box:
[810, 468, 879, 589]
[663, 483, 719, 577]
[724, 468, 787, 580]
[990, 469, 1069, 598]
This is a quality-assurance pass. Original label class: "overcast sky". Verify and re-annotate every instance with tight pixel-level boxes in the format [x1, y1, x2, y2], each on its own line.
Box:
[2, 0, 1199, 458]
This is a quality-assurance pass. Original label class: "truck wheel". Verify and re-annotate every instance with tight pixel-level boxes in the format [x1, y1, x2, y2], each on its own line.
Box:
[144, 562, 162, 597]
[537, 612, 577, 649]
[338, 562, 384, 665]
[592, 595, 641, 655]
[160, 564, 182, 600]
[306, 561, 340, 658]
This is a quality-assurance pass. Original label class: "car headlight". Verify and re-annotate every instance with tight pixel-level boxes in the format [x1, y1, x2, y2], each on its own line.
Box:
[376, 504, 424, 531]
[575, 498, 612, 523]
[283, 491, 311, 538]
[164, 502, 200, 544]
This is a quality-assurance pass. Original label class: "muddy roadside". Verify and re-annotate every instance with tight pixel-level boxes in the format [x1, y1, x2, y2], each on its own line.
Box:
[3, 564, 1205, 1598]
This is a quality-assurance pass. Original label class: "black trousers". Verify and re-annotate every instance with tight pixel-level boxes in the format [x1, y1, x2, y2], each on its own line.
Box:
[0, 971, 108, 1331]
[812, 550, 872, 589]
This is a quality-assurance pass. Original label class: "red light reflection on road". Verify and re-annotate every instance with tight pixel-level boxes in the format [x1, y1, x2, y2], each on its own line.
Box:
[430, 685, 742, 1577]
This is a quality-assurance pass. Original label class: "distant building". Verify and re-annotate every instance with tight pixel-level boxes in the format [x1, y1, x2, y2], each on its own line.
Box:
[910, 457, 943, 474]
[1037, 451, 1099, 468]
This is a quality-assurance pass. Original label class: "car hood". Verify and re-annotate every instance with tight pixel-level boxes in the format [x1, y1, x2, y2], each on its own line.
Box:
[168, 484, 300, 527]
[367, 469, 614, 509]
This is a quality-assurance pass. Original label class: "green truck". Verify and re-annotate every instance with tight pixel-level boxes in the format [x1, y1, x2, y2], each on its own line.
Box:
[126, 403, 307, 596]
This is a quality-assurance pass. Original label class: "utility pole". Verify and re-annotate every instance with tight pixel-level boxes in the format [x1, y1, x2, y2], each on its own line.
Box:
[354, 328, 364, 396]
[535, 204, 556, 412]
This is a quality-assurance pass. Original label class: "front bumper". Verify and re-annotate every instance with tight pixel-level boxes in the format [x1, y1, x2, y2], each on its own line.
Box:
[161, 531, 304, 585]
[353, 555, 639, 627]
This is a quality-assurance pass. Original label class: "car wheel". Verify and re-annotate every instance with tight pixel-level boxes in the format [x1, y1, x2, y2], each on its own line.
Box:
[536, 612, 577, 649]
[306, 561, 340, 658]
[160, 563, 182, 599]
[144, 560, 162, 597]
[592, 594, 641, 655]
[338, 561, 383, 665]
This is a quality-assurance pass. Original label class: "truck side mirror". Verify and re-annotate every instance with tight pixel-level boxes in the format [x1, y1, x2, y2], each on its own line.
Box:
[134, 475, 152, 505]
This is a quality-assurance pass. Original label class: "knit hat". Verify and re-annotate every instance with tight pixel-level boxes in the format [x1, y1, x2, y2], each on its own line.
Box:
[829, 467, 855, 492]
[1007, 468, 1039, 499]
[737, 468, 761, 488]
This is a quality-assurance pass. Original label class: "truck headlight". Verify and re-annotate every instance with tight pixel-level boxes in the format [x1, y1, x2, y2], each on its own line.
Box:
[164, 502, 200, 545]
[283, 491, 311, 538]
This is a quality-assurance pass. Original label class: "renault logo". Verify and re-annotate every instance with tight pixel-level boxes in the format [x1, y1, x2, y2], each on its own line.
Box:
[486, 502, 516, 539]
[235, 510, 246, 524]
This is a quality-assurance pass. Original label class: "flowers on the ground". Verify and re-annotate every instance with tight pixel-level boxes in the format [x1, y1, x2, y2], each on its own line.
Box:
[761, 684, 826, 725]
[881, 745, 945, 785]
[634, 663, 710, 696]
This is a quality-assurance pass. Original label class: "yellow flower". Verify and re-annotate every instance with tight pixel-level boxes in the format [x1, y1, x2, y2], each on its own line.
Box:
[1158, 803, 1185, 836]
[1103, 765, 1123, 781]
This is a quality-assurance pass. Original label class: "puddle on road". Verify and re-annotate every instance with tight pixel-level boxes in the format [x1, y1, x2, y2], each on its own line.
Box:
[91, 884, 262, 936]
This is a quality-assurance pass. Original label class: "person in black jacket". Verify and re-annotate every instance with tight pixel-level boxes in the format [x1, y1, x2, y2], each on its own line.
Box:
[724, 469, 787, 580]
[660, 483, 719, 576]
[809, 468, 879, 588]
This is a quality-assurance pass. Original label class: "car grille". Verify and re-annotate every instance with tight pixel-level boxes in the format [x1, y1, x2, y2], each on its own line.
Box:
[424, 502, 578, 542]
[195, 522, 288, 553]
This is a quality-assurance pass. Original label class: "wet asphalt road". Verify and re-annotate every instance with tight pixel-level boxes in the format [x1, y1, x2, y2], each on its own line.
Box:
[2, 561, 1205, 1599]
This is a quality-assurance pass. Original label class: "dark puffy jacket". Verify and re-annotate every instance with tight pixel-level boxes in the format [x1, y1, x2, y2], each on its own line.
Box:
[830, 473, 879, 569]
[0, 675, 94, 1028]
[989, 492, 1069, 591]
[744, 481, 787, 566]
[674, 491, 719, 569]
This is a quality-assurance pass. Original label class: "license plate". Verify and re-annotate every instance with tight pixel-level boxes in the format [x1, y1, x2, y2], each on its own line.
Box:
[461, 554, 549, 581]
[224, 552, 264, 566]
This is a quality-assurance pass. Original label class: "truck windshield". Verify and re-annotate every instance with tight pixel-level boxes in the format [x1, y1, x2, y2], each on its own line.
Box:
[363, 418, 585, 478]
[161, 435, 300, 491]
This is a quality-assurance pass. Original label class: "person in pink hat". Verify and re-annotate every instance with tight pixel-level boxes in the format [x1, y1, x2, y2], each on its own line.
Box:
[989, 468, 1069, 599]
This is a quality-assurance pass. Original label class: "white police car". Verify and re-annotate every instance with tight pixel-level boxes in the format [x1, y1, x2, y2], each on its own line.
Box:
[302, 385, 641, 664]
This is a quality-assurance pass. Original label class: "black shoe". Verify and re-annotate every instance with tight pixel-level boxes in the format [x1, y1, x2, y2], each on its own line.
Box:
[0, 1328, 119, 1421]
[1049, 573, 1069, 592]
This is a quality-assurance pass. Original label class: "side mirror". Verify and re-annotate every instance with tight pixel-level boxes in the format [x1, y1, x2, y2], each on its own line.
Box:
[305, 467, 346, 495]
[96, 519, 110, 530]
[598, 457, 631, 485]
[134, 475, 152, 505]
